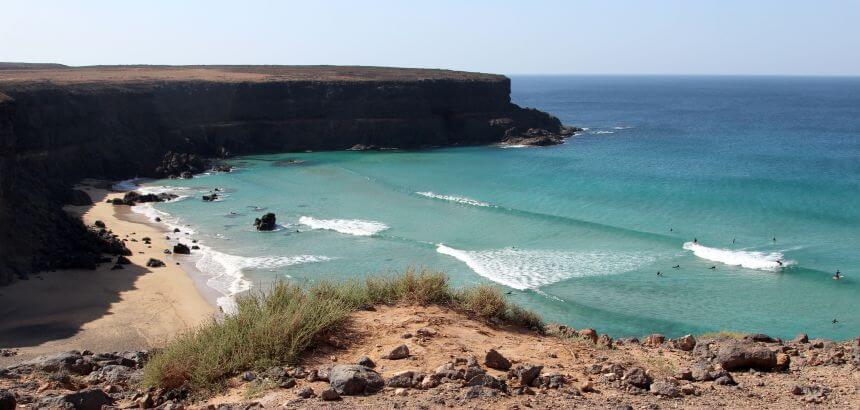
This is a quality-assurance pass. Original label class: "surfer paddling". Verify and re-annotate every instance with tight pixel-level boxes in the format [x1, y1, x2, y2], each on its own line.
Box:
[833, 270, 841, 280]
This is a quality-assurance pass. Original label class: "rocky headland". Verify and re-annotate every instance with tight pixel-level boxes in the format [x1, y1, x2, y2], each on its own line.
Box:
[0, 64, 573, 284]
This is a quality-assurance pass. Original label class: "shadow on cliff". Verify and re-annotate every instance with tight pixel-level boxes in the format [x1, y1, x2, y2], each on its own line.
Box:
[0, 188, 148, 348]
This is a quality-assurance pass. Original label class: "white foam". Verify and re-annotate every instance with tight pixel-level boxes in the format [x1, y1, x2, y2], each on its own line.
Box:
[592, 130, 615, 135]
[613, 126, 634, 130]
[416, 192, 492, 207]
[499, 144, 530, 149]
[299, 216, 388, 236]
[112, 178, 142, 191]
[682, 242, 794, 271]
[196, 250, 332, 313]
[436, 244, 653, 290]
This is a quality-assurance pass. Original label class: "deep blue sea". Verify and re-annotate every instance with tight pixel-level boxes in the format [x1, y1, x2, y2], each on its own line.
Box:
[136, 76, 860, 340]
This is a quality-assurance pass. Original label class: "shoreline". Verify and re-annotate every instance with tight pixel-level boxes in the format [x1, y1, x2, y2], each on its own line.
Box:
[0, 181, 216, 366]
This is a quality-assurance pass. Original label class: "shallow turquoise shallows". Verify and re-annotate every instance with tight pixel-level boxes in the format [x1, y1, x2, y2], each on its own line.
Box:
[140, 76, 860, 340]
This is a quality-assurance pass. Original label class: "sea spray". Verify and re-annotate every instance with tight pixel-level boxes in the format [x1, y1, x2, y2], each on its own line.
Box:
[436, 244, 654, 290]
[298, 216, 389, 236]
[682, 242, 794, 271]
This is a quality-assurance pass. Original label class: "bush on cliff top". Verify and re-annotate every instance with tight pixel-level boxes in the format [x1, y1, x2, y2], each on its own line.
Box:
[142, 269, 543, 391]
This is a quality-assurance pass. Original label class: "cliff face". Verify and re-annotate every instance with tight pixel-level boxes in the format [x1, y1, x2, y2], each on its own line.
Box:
[0, 65, 567, 284]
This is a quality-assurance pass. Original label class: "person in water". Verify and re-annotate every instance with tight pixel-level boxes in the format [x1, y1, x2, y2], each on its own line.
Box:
[776, 260, 783, 267]
[672, 265, 680, 269]
[693, 238, 698, 244]
[709, 266, 716, 270]
[832, 318, 839, 324]
[656, 271, 663, 276]
[834, 270, 841, 280]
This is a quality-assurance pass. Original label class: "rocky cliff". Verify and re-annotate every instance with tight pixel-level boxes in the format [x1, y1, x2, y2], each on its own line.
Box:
[0, 65, 570, 284]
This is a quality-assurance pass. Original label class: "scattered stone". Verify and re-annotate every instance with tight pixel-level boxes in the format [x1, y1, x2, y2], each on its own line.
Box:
[279, 378, 297, 389]
[146, 258, 165, 268]
[24, 351, 93, 375]
[0, 390, 15, 410]
[394, 388, 408, 396]
[623, 366, 652, 389]
[578, 328, 598, 343]
[775, 353, 791, 371]
[714, 375, 737, 386]
[513, 364, 543, 387]
[254, 213, 277, 231]
[597, 334, 614, 348]
[643, 334, 666, 347]
[792, 333, 809, 344]
[328, 365, 384, 395]
[484, 349, 511, 370]
[357, 356, 376, 368]
[387, 370, 421, 388]
[382, 344, 409, 360]
[580, 380, 595, 393]
[650, 380, 680, 397]
[297, 387, 315, 399]
[416, 327, 437, 337]
[674, 334, 697, 351]
[319, 388, 341, 401]
[744, 333, 778, 343]
[94, 220, 106, 228]
[242, 371, 256, 382]
[401, 332, 413, 339]
[465, 374, 507, 392]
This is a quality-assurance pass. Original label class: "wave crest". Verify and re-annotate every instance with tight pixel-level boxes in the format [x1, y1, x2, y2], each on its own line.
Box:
[299, 216, 388, 236]
[436, 244, 653, 290]
[197, 251, 333, 313]
[416, 192, 492, 207]
[682, 242, 793, 271]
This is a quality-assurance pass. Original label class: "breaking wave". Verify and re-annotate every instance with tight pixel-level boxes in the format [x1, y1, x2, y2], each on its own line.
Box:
[416, 191, 492, 207]
[299, 216, 389, 236]
[436, 244, 654, 290]
[197, 250, 333, 313]
[682, 242, 794, 271]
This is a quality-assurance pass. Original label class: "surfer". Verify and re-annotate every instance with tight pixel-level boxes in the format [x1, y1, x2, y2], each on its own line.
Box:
[693, 238, 698, 244]
[669, 228, 673, 232]
[834, 270, 841, 280]
[732, 237, 736, 244]
[832, 318, 839, 324]
[672, 265, 680, 269]
[505, 291, 513, 295]
[709, 266, 716, 270]
[773, 237, 777, 242]
[656, 271, 662, 276]
[776, 260, 783, 267]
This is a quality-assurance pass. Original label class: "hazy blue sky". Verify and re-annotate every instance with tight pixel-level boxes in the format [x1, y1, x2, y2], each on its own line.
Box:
[2, 0, 859, 75]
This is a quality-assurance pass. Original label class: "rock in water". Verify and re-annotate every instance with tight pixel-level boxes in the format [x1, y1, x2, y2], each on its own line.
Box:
[254, 213, 277, 231]
[484, 349, 511, 370]
[328, 365, 385, 395]
[173, 243, 191, 254]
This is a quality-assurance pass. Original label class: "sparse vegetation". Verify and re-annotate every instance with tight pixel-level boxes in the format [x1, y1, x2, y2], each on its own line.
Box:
[142, 270, 543, 391]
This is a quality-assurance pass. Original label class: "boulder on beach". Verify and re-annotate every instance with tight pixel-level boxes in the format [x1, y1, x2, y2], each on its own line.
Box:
[254, 213, 277, 231]
[146, 258, 165, 268]
[173, 243, 191, 254]
[484, 349, 511, 370]
[714, 342, 777, 371]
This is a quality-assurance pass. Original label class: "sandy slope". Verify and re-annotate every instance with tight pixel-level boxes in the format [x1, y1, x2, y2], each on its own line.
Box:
[0, 182, 215, 365]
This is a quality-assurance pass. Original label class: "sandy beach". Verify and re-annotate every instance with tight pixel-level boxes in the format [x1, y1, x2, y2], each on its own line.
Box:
[0, 181, 215, 365]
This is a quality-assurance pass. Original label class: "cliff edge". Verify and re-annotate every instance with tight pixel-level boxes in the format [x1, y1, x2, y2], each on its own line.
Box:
[0, 65, 570, 283]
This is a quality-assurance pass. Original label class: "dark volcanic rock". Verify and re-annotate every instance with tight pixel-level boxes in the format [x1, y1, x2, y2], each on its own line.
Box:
[67, 189, 92, 206]
[173, 243, 191, 254]
[156, 151, 208, 179]
[0, 389, 15, 410]
[328, 365, 384, 395]
[25, 351, 93, 375]
[254, 213, 277, 231]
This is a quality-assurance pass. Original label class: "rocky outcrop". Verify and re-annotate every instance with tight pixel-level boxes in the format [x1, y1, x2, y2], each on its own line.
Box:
[0, 65, 573, 284]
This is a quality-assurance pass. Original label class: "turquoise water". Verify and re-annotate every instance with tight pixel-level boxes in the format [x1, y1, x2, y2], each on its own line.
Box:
[140, 76, 860, 340]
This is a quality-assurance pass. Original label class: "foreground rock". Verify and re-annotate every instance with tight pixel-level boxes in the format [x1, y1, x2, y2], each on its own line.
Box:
[328, 365, 385, 395]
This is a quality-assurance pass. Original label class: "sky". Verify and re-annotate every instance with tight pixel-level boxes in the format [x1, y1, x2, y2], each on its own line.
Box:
[1, 0, 859, 76]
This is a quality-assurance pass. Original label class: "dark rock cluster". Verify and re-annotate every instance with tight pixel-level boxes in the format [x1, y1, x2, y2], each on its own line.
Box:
[253, 213, 277, 231]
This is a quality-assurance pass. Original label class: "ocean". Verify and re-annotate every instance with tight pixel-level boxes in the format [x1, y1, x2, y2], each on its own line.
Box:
[133, 75, 860, 340]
